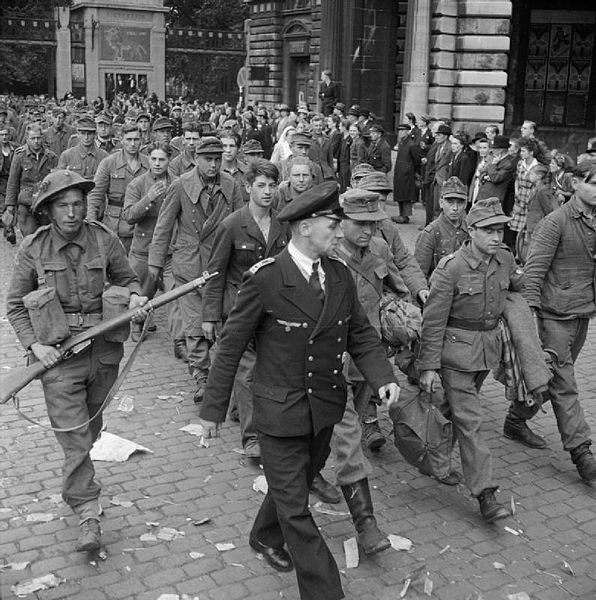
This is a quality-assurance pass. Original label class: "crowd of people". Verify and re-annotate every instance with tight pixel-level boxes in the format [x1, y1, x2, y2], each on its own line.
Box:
[3, 88, 596, 600]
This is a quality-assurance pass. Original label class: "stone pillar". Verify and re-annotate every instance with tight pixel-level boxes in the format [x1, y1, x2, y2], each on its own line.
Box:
[400, 0, 431, 121]
[152, 10, 166, 100]
[55, 7, 72, 98]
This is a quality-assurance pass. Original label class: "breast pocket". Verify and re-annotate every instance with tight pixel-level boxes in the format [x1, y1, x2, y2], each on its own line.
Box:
[41, 261, 68, 302]
[456, 279, 483, 296]
[84, 258, 105, 296]
[108, 174, 126, 200]
[233, 240, 257, 266]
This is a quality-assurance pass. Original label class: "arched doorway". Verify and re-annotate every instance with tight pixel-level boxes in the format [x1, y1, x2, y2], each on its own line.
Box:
[282, 20, 312, 107]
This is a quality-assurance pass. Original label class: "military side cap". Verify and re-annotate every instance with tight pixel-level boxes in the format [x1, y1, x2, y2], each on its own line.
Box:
[76, 116, 97, 131]
[493, 135, 509, 149]
[291, 132, 312, 146]
[351, 163, 375, 179]
[341, 188, 387, 221]
[152, 116, 173, 131]
[467, 197, 510, 228]
[32, 169, 95, 214]
[358, 171, 392, 192]
[95, 111, 112, 125]
[347, 104, 361, 117]
[436, 124, 452, 135]
[241, 139, 264, 154]
[277, 181, 342, 223]
[441, 176, 468, 200]
[196, 136, 223, 155]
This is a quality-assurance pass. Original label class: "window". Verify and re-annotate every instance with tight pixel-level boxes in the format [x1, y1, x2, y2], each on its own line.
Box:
[524, 11, 595, 127]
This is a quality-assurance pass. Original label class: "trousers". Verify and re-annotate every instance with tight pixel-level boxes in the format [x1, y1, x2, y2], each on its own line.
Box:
[40, 335, 121, 508]
[440, 368, 495, 496]
[231, 343, 257, 448]
[253, 427, 344, 600]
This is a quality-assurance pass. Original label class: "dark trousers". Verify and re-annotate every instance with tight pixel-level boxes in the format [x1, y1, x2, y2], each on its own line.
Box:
[252, 427, 344, 600]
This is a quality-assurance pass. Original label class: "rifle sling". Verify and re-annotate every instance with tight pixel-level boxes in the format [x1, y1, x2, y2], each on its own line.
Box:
[12, 314, 153, 433]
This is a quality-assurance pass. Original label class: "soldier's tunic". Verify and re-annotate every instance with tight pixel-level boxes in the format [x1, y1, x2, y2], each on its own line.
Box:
[169, 152, 196, 178]
[5, 145, 58, 236]
[414, 212, 469, 278]
[417, 242, 523, 496]
[200, 248, 396, 600]
[42, 124, 77, 157]
[57, 143, 109, 180]
[86, 149, 150, 252]
[6, 221, 141, 511]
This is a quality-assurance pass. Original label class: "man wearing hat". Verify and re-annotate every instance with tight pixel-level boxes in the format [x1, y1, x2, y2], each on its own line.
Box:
[5, 124, 58, 237]
[365, 123, 391, 174]
[255, 107, 273, 158]
[346, 104, 360, 126]
[415, 176, 469, 278]
[417, 197, 522, 523]
[94, 111, 117, 154]
[0, 124, 18, 224]
[423, 123, 453, 225]
[134, 111, 151, 145]
[170, 104, 183, 138]
[241, 138, 265, 159]
[281, 132, 323, 185]
[393, 123, 421, 224]
[333, 102, 346, 119]
[6, 169, 147, 552]
[199, 181, 399, 600]
[476, 135, 517, 214]
[86, 123, 150, 253]
[148, 136, 244, 403]
[57, 116, 108, 180]
[141, 116, 180, 159]
[42, 108, 76, 158]
[169, 122, 201, 177]
[318, 69, 340, 116]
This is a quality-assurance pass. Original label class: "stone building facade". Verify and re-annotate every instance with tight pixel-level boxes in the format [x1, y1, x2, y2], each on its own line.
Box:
[244, 0, 596, 153]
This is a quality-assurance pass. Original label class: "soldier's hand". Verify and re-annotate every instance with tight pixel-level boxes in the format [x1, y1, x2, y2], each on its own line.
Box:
[200, 419, 219, 439]
[202, 321, 217, 343]
[148, 265, 163, 287]
[147, 180, 167, 202]
[378, 382, 400, 407]
[418, 289, 429, 305]
[129, 294, 150, 322]
[420, 370, 440, 393]
[2, 206, 15, 228]
[30, 342, 62, 369]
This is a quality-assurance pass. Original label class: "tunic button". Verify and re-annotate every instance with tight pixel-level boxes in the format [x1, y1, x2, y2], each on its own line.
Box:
[333, 369, 338, 375]
[308, 340, 313, 345]
[337, 337, 342, 343]
[308, 356, 314, 361]
[338, 320, 342, 325]
[337, 354, 341, 359]
[332, 385, 337, 389]
[308, 388, 313, 394]
[308, 372, 313, 377]
[303, 322, 308, 328]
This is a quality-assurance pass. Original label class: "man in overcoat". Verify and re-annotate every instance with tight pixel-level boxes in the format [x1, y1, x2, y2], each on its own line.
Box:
[392, 123, 420, 223]
[199, 182, 398, 600]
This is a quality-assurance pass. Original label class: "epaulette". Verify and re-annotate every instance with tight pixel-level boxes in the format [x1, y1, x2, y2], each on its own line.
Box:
[249, 257, 275, 274]
[436, 253, 456, 270]
[328, 254, 347, 267]
[20, 224, 51, 248]
[87, 219, 117, 237]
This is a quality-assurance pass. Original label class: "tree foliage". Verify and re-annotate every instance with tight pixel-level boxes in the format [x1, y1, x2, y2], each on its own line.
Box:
[164, 0, 248, 31]
[0, 44, 52, 95]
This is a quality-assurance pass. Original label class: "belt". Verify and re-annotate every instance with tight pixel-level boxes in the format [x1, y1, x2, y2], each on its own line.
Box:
[65, 313, 103, 328]
[108, 199, 124, 207]
[447, 317, 499, 331]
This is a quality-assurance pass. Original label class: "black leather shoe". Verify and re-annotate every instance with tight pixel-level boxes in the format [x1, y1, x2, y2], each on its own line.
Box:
[249, 536, 293, 572]
[310, 473, 341, 504]
[477, 488, 510, 523]
[437, 470, 462, 486]
[571, 443, 596, 482]
[75, 519, 101, 552]
[504, 417, 546, 449]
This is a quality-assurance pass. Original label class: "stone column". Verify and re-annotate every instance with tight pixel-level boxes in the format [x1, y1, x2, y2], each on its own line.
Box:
[55, 7, 72, 98]
[400, 0, 431, 121]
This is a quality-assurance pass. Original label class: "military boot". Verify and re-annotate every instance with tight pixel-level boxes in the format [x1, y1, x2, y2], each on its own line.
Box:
[75, 518, 101, 552]
[341, 479, 391, 555]
[570, 442, 596, 482]
[477, 488, 510, 523]
[362, 420, 386, 451]
[503, 413, 546, 449]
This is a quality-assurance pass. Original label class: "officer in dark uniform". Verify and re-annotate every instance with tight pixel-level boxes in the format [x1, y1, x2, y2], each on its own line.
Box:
[6, 169, 148, 552]
[202, 159, 289, 458]
[199, 181, 399, 600]
[4, 123, 58, 236]
[417, 198, 523, 523]
[415, 176, 470, 278]
[365, 124, 392, 173]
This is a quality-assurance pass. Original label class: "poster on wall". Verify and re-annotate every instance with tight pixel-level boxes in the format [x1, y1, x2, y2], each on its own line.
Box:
[99, 26, 151, 63]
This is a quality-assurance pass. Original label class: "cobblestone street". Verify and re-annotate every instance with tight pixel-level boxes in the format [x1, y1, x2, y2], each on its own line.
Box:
[1, 205, 596, 600]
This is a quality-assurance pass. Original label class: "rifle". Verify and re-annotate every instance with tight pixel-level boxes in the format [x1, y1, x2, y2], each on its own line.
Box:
[0, 271, 218, 404]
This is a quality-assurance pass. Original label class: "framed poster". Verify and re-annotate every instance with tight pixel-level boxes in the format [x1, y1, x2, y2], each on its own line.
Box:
[100, 26, 151, 63]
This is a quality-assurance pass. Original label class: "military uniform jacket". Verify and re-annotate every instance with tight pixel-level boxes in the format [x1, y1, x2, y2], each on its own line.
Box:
[414, 212, 469, 278]
[169, 152, 196, 178]
[417, 242, 523, 373]
[6, 221, 141, 352]
[366, 137, 392, 173]
[57, 143, 109, 180]
[148, 169, 244, 285]
[42, 124, 76, 157]
[200, 249, 397, 436]
[123, 170, 173, 257]
[5, 145, 58, 208]
[86, 150, 150, 239]
[202, 204, 289, 322]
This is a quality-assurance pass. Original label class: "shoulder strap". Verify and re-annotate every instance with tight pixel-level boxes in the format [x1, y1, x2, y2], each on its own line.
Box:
[90, 223, 109, 284]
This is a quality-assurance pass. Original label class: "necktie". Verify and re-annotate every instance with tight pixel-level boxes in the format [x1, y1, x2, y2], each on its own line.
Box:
[309, 261, 324, 303]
